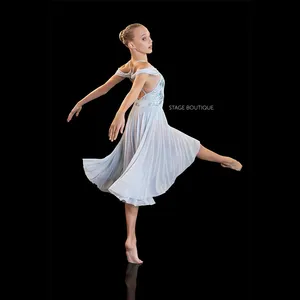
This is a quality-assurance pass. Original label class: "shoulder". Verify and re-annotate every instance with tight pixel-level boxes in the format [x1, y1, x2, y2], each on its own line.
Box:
[118, 61, 152, 73]
[133, 62, 152, 79]
[135, 61, 152, 71]
[118, 61, 132, 73]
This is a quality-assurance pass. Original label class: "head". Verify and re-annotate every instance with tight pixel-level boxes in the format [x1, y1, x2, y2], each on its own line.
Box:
[119, 23, 153, 54]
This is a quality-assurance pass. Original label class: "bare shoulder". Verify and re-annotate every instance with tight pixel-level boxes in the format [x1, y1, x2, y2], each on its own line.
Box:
[118, 61, 153, 75]
[118, 61, 132, 73]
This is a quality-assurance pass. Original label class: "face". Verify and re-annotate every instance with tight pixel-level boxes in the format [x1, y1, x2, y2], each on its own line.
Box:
[129, 26, 153, 54]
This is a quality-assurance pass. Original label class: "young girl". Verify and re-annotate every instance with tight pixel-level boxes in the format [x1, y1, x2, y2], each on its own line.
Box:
[67, 23, 242, 265]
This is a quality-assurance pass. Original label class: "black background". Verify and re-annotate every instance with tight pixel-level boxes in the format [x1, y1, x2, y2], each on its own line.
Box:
[48, 1, 252, 299]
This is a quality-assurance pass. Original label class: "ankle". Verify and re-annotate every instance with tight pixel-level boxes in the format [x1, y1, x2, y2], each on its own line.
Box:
[125, 238, 137, 248]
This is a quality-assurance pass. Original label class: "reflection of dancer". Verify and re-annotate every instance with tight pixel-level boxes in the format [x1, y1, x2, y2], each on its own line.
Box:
[67, 23, 243, 265]
[125, 263, 141, 300]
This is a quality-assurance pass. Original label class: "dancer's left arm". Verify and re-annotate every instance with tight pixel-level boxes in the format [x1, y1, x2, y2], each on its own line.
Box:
[108, 73, 149, 141]
[118, 73, 149, 114]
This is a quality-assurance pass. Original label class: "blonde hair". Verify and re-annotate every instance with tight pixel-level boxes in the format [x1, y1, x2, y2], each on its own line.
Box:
[119, 23, 144, 47]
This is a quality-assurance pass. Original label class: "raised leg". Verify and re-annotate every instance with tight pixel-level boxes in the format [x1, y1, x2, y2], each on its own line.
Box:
[124, 203, 143, 264]
[197, 145, 242, 171]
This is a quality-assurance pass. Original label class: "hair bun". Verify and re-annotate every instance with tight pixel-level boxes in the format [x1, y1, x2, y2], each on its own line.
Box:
[119, 30, 124, 43]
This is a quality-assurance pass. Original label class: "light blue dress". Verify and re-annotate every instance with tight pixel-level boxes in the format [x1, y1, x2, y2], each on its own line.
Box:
[82, 66, 201, 206]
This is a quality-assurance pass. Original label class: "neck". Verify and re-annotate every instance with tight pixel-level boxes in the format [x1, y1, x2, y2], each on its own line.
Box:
[130, 52, 148, 63]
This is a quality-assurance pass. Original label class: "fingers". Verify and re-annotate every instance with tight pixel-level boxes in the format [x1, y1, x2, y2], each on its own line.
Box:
[113, 129, 118, 140]
[110, 129, 118, 141]
[67, 111, 75, 122]
[108, 118, 125, 141]
[109, 124, 120, 141]
[67, 112, 74, 122]
[76, 106, 82, 117]
[67, 107, 81, 122]
[108, 126, 114, 141]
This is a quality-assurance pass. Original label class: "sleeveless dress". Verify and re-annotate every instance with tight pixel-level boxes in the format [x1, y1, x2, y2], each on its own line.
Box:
[82, 65, 201, 206]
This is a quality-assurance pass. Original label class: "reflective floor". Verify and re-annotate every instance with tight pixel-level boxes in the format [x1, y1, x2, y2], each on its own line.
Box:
[52, 189, 251, 299]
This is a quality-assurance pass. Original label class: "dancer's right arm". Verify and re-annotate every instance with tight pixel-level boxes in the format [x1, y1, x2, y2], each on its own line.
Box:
[67, 63, 130, 122]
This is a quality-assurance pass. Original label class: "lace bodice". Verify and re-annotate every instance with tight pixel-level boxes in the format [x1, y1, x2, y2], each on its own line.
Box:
[115, 66, 165, 108]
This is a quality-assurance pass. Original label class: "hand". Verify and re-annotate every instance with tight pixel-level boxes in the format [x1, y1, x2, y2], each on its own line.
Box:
[109, 112, 125, 142]
[67, 103, 82, 122]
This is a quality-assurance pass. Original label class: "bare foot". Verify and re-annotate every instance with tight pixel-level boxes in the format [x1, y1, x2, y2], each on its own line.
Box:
[125, 241, 143, 265]
[221, 157, 243, 171]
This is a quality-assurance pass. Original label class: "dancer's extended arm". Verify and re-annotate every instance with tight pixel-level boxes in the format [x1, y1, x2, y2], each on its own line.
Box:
[80, 74, 126, 106]
[67, 71, 126, 122]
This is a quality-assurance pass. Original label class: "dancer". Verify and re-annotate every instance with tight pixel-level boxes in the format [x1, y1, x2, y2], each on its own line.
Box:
[67, 23, 242, 264]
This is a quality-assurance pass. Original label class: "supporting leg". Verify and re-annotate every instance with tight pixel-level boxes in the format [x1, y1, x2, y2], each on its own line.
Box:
[196, 145, 242, 171]
[124, 203, 143, 264]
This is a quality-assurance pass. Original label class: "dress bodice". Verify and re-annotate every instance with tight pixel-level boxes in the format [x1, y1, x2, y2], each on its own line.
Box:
[115, 66, 165, 108]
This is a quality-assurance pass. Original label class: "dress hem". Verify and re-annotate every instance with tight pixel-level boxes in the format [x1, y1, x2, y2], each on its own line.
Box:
[82, 141, 200, 207]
